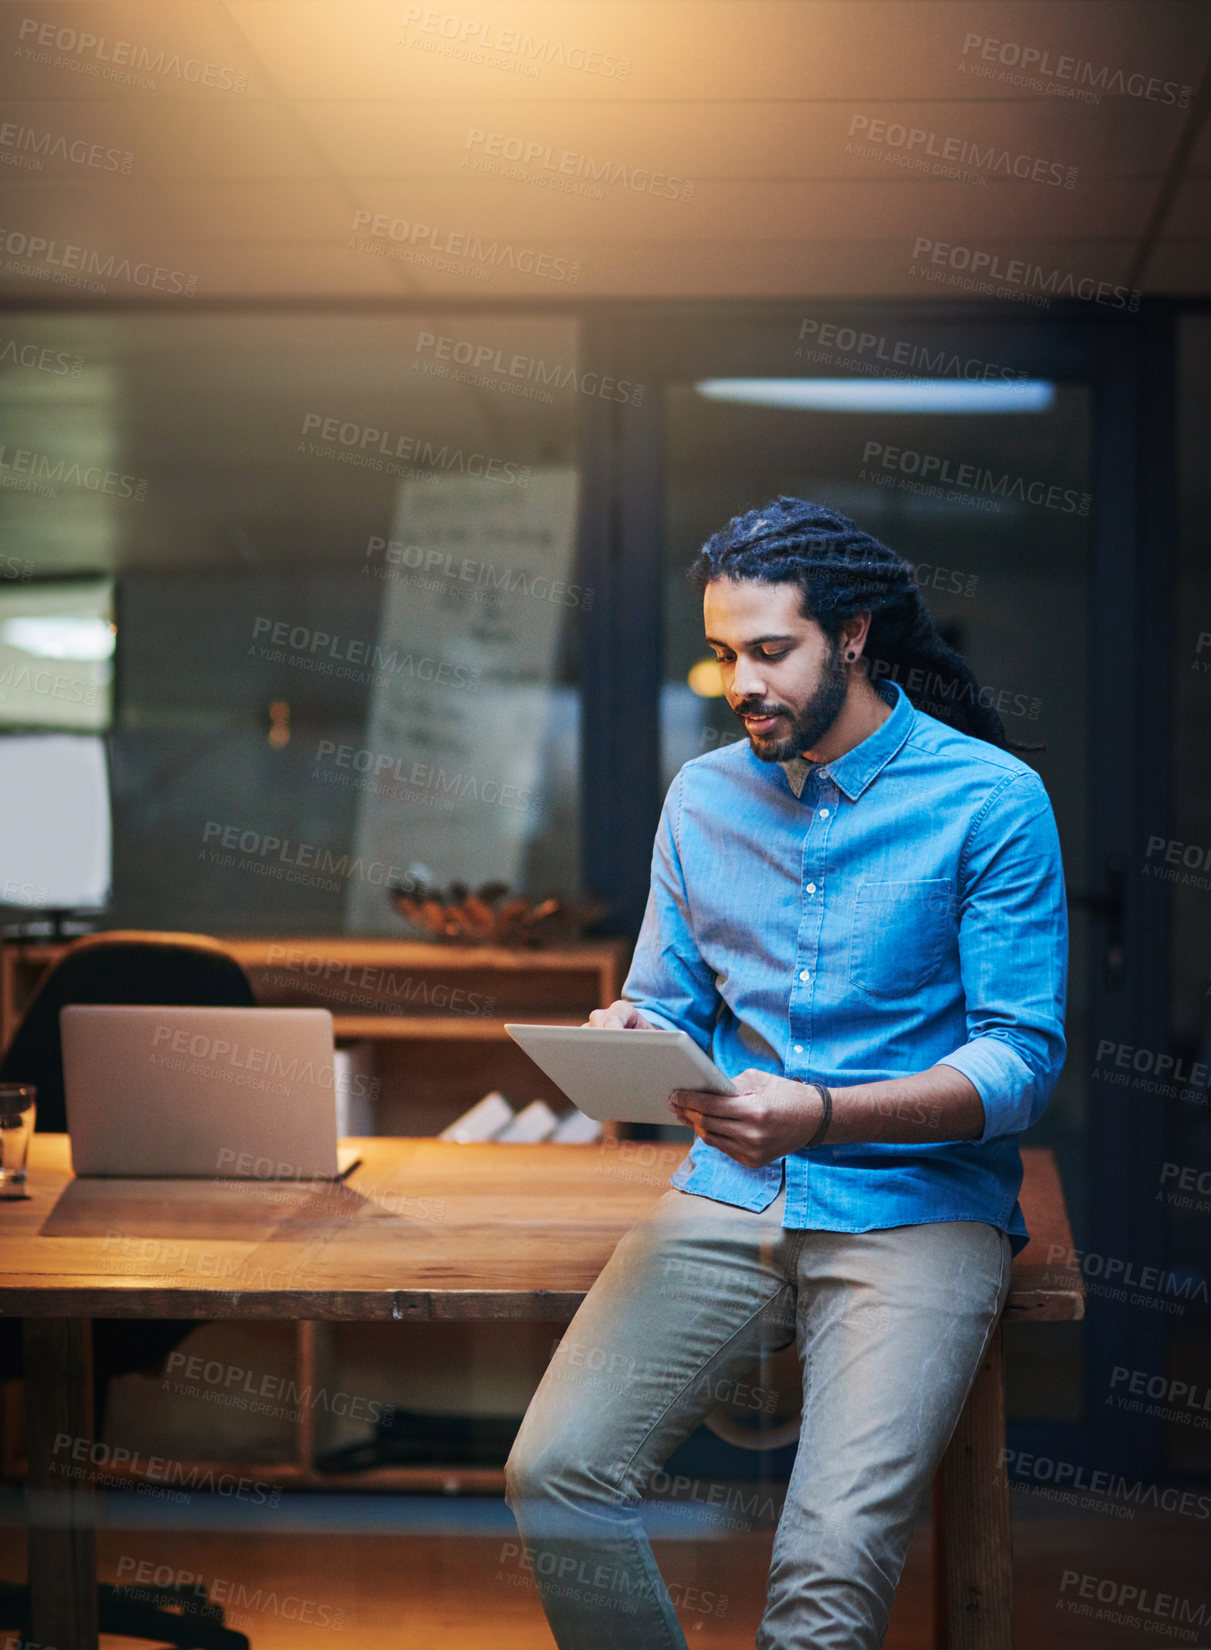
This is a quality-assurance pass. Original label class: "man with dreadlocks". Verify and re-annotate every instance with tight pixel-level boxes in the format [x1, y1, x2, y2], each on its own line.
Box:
[506, 498, 1068, 1648]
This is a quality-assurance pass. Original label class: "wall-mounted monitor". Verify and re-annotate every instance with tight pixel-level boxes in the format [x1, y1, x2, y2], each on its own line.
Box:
[0, 734, 112, 914]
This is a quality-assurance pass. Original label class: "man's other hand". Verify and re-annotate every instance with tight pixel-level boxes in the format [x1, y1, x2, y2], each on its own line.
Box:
[669, 1070, 824, 1167]
[583, 1001, 657, 1030]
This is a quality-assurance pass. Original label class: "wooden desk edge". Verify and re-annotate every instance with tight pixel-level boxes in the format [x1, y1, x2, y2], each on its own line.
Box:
[1004, 1286, 1086, 1323]
[0, 1285, 594, 1322]
[0, 1277, 1085, 1323]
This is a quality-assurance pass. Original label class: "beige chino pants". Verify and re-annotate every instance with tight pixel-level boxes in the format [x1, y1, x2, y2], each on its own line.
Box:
[506, 1185, 1011, 1649]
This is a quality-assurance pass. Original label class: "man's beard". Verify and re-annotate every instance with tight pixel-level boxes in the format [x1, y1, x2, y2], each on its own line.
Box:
[735, 636, 848, 762]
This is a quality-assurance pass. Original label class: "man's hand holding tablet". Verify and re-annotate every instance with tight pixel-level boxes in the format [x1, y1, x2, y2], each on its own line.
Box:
[561, 1001, 831, 1163]
[581, 1000, 658, 1030]
[504, 1015, 739, 1126]
[669, 1069, 829, 1169]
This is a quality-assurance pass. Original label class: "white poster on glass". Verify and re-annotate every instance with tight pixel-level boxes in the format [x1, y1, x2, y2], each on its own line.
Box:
[344, 467, 581, 929]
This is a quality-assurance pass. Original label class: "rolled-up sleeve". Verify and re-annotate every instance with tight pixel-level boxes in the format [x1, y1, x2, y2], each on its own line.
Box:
[621, 773, 720, 1053]
[936, 771, 1068, 1142]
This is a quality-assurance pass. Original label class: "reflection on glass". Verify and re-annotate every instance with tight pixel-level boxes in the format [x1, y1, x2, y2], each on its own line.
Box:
[0, 315, 583, 935]
[0, 577, 114, 731]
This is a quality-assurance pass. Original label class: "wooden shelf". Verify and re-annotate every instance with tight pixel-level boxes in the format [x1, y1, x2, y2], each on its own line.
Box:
[333, 1014, 585, 1040]
[231, 939, 622, 972]
[1, 935, 628, 1055]
[84, 1457, 508, 1496]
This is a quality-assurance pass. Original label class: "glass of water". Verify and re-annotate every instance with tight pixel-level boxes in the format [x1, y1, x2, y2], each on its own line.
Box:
[0, 1083, 35, 1196]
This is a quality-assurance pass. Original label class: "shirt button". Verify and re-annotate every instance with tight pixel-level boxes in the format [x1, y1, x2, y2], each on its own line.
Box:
[798, 969, 810, 982]
[806, 882, 817, 894]
[819, 807, 830, 818]
[793, 1044, 804, 1054]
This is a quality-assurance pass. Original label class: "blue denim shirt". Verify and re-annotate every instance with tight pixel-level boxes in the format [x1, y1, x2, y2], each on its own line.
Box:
[622, 679, 1068, 1253]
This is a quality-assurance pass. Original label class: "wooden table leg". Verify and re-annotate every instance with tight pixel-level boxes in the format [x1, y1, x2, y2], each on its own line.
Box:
[933, 1320, 1013, 1650]
[23, 1318, 98, 1650]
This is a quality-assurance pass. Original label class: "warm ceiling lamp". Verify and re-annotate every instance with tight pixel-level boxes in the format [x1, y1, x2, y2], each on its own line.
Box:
[687, 657, 725, 697]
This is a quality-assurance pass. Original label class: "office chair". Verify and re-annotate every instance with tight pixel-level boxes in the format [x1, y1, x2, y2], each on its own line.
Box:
[0, 927, 258, 1392]
[1, 929, 257, 1133]
[0, 931, 257, 1649]
[0, 1583, 252, 1650]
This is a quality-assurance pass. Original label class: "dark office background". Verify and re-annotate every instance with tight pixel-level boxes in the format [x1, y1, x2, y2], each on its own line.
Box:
[1, 1, 1210, 1642]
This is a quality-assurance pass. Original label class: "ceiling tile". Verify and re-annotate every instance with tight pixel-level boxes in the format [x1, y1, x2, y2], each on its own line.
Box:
[292, 92, 1186, 182]
[225, 1, 1211, 103]
[0, 2, 1206, 301]
[1, 1, 265, 99]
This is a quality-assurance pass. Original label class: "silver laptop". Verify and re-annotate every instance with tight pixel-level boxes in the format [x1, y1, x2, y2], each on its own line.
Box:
[61, 1005, 346, 1179]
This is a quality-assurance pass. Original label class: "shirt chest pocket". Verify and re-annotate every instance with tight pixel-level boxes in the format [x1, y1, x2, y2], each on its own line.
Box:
[848, 878, 953, 998]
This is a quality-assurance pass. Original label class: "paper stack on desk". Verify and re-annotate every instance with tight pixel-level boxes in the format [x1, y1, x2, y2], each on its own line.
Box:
[439, 1091, 515, 1142]
[438, 1090, 602, 1144]
[495, 1100, 560, 1142]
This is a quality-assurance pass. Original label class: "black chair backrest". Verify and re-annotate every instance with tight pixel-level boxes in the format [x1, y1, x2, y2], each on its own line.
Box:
[0, 934, 255, 1132]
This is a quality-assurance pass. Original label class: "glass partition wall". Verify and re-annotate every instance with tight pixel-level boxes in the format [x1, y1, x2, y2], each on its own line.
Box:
[0, 311, 584, 934]
[0, 299, 1192, 1485]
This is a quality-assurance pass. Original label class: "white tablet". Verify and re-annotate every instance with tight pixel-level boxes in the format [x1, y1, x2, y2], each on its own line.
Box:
[504, 1022, 738, 1125]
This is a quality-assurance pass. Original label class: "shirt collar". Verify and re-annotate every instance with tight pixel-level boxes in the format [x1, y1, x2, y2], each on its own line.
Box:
[778, 679, 914, 802]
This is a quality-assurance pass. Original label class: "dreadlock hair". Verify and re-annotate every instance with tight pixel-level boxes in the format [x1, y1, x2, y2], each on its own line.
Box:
[687, 496, 1040, 753]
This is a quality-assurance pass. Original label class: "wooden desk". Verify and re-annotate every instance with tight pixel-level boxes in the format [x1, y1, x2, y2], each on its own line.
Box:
[0, 1137, 1083, 1650]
